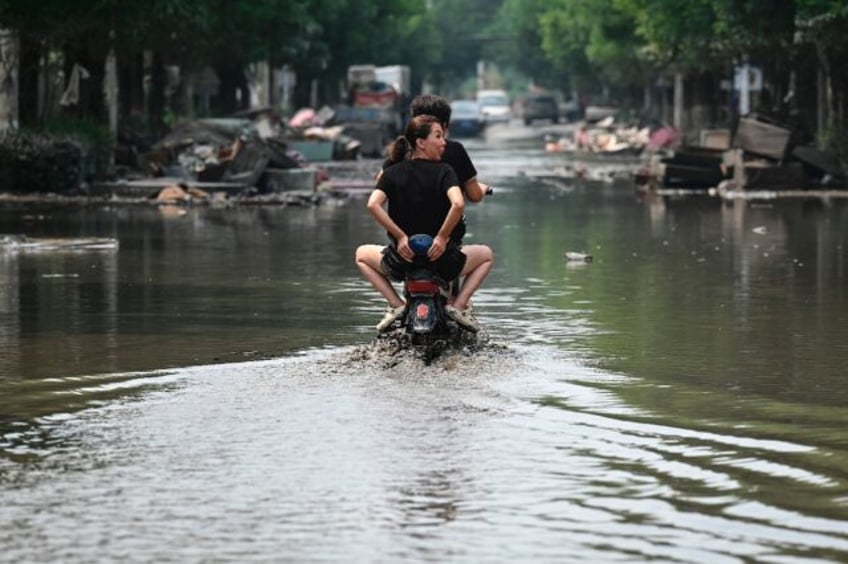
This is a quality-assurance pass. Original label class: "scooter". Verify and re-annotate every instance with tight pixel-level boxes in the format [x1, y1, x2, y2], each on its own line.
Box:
[400, 234, 468, 347]
[400, 187, 493, 346]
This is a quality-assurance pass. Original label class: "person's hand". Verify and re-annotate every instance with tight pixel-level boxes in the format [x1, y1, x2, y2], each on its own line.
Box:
[397, 235, 414, 262]
[427, 235, 447, 261]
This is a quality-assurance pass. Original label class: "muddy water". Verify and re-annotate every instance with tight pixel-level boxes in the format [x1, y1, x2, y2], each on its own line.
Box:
[2, 141, 848, 562]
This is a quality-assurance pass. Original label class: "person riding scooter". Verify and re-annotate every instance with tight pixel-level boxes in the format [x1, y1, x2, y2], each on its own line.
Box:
[354, 114, 494, 333]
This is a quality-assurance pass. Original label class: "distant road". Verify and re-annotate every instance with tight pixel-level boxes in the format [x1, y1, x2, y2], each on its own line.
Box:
[482, 118, 576, 143]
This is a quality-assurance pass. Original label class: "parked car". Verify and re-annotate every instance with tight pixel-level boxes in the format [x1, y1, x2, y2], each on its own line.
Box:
[521, 93, 559, 125]
[449, 100, 484, 137]
[476, 89, 512, 124]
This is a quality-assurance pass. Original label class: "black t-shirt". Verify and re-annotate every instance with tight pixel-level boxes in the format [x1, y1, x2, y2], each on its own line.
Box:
[376, 159, 460, 244]
[382, 139, 476, 242]
[442, 139, 477, 187]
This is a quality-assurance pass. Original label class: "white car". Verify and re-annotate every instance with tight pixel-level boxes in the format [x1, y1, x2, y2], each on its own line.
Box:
[476, 89, 512, 124]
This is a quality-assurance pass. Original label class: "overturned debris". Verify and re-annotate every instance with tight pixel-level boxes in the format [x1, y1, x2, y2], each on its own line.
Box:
[636, 113, 847, 196]
[545, 118, 660, 155]
[99, 113, 333, 205]
[0, 235, 119, 252]
[152, 183, 210, 203]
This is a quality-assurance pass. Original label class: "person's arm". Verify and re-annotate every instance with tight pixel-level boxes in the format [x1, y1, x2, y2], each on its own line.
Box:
[446, 141, 488, 202]
[428, 186, 464, 260]
[365, 189, 412, 261]
[463, 177, 489, 202]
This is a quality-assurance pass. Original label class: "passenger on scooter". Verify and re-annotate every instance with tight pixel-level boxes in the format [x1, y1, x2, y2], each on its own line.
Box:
[408, 94, 491, 206]
[378, 95, 491, 243]
[355, 114, 494, 333]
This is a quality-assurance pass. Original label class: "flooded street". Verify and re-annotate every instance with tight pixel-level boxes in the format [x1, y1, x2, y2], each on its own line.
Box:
[2, 129, 848, 562]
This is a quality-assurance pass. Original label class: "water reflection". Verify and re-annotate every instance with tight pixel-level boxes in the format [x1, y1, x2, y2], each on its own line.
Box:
[0, 252, 19, 377]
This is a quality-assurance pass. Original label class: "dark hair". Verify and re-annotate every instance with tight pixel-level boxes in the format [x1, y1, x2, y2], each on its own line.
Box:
[410, 95, 451, 128]
[386, 114, 441, 164]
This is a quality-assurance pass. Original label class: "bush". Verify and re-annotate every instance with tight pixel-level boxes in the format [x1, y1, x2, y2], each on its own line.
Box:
[0, 119, 116, 193]
[36, 118, 116, 182]
[821, 121, 848, 178]
[0, 132, 85, 193]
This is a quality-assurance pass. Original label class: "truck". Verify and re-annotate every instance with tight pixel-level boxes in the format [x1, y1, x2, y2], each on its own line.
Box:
[346, 64, 410, 109]
[374, 65, 411, 101]
[335, 64, 412, 156]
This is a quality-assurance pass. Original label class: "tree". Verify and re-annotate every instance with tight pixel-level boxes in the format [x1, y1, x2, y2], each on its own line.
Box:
[300, 0, 438, 105]
[488, 0, 560, 91]
[537, 0, 646, 101]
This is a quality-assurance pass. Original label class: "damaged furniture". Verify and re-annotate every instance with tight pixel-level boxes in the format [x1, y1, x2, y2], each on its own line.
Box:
[640, 113, 846, 193]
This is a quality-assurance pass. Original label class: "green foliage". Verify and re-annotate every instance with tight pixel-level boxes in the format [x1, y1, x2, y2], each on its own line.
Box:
[29, 117, 112, 146]
[709, 0, 796, 59]
[538, 0, 645, 90]
[820, 121, 848, 176]
[26, 118, 115, 179]
[614, 0, 718, 68]
[309, 0, 437, 89]
[488, 0, 561, 90]
[0, 129, 86, 192]
[796, 0, 848, 19]
[422, 0, 503, 88]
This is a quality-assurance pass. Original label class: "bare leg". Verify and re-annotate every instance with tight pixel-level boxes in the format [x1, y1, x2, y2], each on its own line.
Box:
[453, 244, 493, 309]
[355, 244, 404, 308]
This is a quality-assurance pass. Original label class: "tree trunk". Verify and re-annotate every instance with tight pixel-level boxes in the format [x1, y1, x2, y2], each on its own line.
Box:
[18, 34, 39, 127]
[118, 52, 144, 120]
[214, 62, 249, 115]
[149, 51, 166, 129]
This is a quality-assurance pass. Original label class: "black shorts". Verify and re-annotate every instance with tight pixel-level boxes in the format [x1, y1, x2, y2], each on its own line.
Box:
[381, 244, 467, 283]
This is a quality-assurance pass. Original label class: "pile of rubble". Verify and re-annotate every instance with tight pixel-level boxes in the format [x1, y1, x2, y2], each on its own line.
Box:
[102, 110, 346, 203]
[544, 116, 679, 155]
[638, 114, 847, 193]
[102, 104, 398, 203]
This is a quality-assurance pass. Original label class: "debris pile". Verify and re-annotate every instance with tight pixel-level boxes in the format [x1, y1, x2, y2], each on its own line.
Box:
[97, 110, 353, 203]
[637, 113, 847, 193]
[544, 116, 661, 155]
[0, 234, 119, 252]
[103, 104, 397, 203]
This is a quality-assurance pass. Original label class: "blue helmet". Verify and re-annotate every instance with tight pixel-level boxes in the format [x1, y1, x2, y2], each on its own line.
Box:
[408, 234, 433, 256]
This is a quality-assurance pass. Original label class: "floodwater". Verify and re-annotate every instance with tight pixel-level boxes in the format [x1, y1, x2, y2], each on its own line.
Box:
[2, 130, 848, 562]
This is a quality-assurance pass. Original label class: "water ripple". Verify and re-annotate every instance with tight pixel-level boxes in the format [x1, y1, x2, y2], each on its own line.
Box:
[1, 346, 846, 562]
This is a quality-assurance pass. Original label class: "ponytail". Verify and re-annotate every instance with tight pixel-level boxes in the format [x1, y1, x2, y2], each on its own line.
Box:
[386, 136, 412, 165]
[385, 115, 440, 165]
